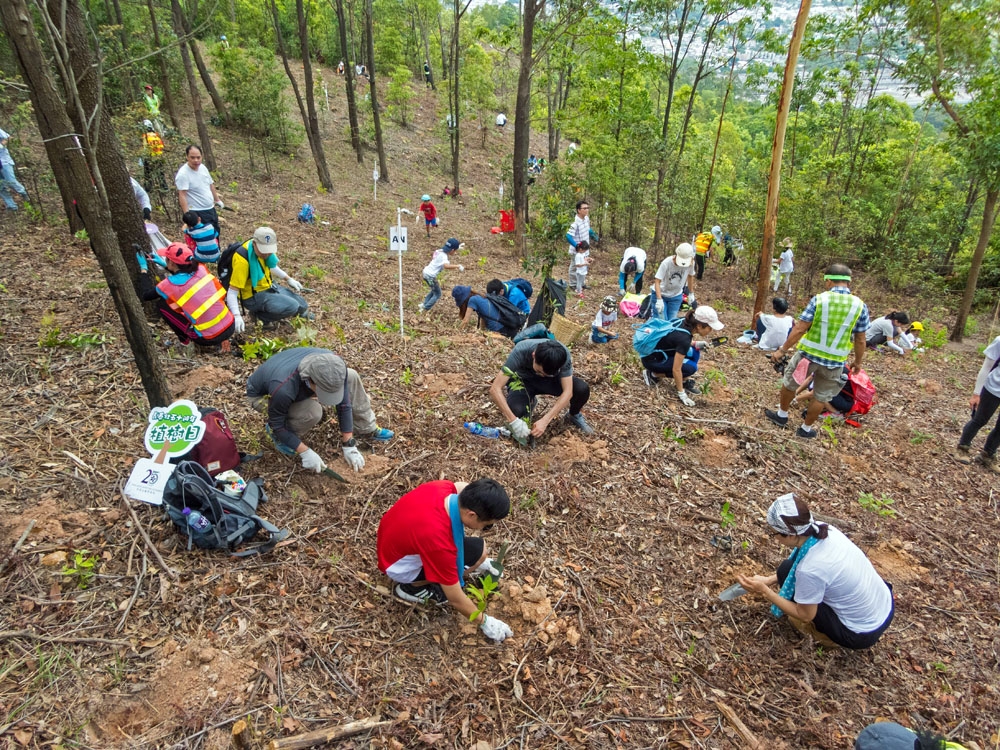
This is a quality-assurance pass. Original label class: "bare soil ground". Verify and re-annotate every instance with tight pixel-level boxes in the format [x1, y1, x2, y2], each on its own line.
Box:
[1, 67, 999, 750]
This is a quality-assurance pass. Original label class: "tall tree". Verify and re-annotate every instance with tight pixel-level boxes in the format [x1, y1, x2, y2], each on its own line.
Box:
[175, 3, 231, 125]
[365, 0, 389, 182]
[271, 0, 334, 190]
[146, 0, 181, 131]
[171, 0, 216, 169]
[512, 0, 543, 257]
[1, 0, 172, 407]
[753, 0, 811, 321]
[331, 0, 364, 162]
[446, 0, 472, 193]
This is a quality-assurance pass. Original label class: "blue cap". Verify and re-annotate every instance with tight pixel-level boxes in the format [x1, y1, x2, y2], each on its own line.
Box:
[444, 238, 460, 252]
[452, 285, 472, 306]
[422, 194, 431, 201]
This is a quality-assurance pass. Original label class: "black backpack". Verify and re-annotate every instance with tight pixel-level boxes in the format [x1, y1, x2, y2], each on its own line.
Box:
[215, 241, 247, 292]
[484, 293, 528, 338]
[162, 461, 289, 556]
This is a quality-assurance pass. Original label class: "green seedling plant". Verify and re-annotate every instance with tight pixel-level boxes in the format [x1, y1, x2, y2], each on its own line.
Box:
[477, 256, 488, 270]
[605, 363, 626, 386]
[465, 542, 507, 621]
[858, 491, 897, 518]
[61, 549, 98, 589]
[240, 337, 290, 361]
[303, 265, 326, 281]
[910, 430, 932, 445]
[502, 367, 532, 443]
[662, 425, 685, 444]
[719, 501, 736, 532]
[401, 366, 414, 385]
[700, 368, 727, 395]
[373, 319, 400, 334]
[819, 417, 838, 446]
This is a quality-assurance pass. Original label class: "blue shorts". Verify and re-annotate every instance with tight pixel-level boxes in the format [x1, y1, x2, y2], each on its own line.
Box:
[425, 217, 438, 227]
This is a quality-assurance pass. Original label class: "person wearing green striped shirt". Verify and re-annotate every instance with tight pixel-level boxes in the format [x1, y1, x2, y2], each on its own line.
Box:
[765, 264, 870, 438]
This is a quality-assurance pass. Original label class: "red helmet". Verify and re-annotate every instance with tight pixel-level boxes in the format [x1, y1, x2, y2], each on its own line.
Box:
[164, 242, 194, 266]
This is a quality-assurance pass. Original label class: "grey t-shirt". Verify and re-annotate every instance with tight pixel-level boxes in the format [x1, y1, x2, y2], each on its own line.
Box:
[654, 257, 694, 298]
[503, 339, 572, 380]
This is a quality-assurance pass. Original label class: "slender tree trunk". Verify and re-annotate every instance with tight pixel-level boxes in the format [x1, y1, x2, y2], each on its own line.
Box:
[331, 0, 363, 161]
[365, 0, 388, 182]
[788, 106, 799, 177]
[885, 115, 927, 237]
[940, 179, 980, 274]
[175, 8, 231, 125]
[171, 0, 215, 169]
[699, 49, 737, 228]
[415, 5, 435, 90]
[951, 182, 999, 342]
[512, 0, 542, 258]
[1, 0, 171, 407]
[754, 0, 811, 321]
[147, 0, 180, 131]
[437, 11, 448, 80]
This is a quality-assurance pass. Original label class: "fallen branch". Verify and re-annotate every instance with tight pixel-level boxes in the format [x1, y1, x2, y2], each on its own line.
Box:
[0, 519, 35, 575]
[120, 483, 178, 581]
[715, 700, 761, 749]
[0, 630, 129, 646]
[267, 717, 392, 749]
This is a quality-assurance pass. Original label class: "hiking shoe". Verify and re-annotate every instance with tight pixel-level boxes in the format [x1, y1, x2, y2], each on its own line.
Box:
[973, 452, 1000, 473]
[764, 409, 789, 429]
[683, 378, 697, 392]
[567, 412, 594, 435]
[366, 426, 394, 442]
[394, 582, 447, 606]
[796, 426, 817, 439]
[954, 445, 972, 464]
[642, 369, 658, 388]
[265, 425, 297, 456]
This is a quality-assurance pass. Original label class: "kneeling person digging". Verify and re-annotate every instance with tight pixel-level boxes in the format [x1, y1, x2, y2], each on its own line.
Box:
[377, 479, 513, 642]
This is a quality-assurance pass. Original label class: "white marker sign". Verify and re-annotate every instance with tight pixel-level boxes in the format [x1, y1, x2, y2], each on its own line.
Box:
[389, 225, 408, 254]
[124, 457, 176, 506]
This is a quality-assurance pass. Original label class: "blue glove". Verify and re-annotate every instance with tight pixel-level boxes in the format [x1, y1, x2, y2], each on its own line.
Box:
[135, 252, 148, 272]
[150, 253, 167, 268]
[565, 232, 578, 248]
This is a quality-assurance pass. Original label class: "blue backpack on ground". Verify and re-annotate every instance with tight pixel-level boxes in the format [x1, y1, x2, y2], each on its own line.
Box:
[297, 203, 315, 224]
[633, 317, 686, 357]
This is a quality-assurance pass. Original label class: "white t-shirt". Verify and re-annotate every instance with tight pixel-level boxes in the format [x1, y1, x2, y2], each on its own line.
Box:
[757, 314, 793, 351]
[574, 251, 588, 277]
[496, 113, 507, 126]
[982, 336, 1000, 398]
[865, 316, 897, 344]
[422, 248, 449, 278]
[779, 248, 794, 273]
[593, 308, 617, 329]
[174, 163, 215, 211]
[620, 247, 647, 274]
[654, 257, 693, 298]
[792, 526, 893, 633]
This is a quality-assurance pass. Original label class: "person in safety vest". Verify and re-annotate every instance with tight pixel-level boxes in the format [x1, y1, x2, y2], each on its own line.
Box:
[692, 225, 722, 281]
[140, 120, 168, 193]
[225, 226, 311, 334]
[135, 241, 235, 352]
[141, 85, 164, 135]
[765, 263, 869, 439]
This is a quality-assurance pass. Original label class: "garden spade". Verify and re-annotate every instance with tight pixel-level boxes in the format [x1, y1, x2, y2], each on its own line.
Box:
[321, 466, 348, 483]
[718, 583, 747, 601]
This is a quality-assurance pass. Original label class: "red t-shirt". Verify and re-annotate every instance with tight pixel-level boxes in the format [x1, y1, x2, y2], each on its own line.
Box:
[419, 201, 437, 221]
[377, 480, 458, 585]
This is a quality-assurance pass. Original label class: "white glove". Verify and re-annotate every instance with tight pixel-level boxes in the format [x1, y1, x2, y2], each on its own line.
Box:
[479, 614, 513, 642]
[508, 419, 530, 440]
[300, 448, 326, 473]
[655, 298, 665, 314]
[233, 315, 245, 335]
[678, 390, 696, 407]
[688, 295, 697, 308]
[215, 200, 225, 210]
[473, 558, 502, 578]
[458, 265, 465, 272]
[286, 277, 303, 292]
[342, 444, 365, 471]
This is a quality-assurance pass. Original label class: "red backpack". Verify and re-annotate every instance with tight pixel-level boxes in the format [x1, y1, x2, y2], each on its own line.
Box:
[173, 408, 245, 476]
[846, 370, 876, 416]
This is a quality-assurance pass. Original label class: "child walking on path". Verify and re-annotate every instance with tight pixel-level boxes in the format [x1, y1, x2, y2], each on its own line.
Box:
[419, 237, 464, 312]
[418, 194, 438, 238]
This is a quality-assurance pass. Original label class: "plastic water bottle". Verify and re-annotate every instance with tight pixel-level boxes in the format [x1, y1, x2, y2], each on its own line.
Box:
[182, 507, 212, 532]
[464, 422, 505, 439]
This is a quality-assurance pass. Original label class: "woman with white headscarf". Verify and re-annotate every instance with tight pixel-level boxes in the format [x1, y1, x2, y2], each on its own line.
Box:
[736, 493, 894, 649]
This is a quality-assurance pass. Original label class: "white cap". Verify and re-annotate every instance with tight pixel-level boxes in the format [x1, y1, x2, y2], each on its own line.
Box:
[693, 305, 725, 331]
[674, 242, 695, 267]
[712, 225, 723, 242]
[253, 227, 277, 255]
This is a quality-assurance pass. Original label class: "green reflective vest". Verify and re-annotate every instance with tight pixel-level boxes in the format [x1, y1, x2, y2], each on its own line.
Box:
[798, 290, 864, 364]
[143, 92, 160, 117]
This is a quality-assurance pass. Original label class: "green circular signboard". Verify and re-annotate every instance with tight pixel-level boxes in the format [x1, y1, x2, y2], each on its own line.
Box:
[144, 399, 206, 457]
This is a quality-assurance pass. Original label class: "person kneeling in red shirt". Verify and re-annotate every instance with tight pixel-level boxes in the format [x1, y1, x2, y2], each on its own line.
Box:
[377, 478, 513, 642]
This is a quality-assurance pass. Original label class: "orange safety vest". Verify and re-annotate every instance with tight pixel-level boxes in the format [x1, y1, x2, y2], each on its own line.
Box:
[143, 131, 164, 157]
[156, 266, 233, 339]
[695, 231, 714, 256]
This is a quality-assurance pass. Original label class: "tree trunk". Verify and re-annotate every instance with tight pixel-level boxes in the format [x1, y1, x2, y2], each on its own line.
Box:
[415, 4, 435, 90]
[437, 11, 448, 80]
[512, 0, 542, 258]
[940, 179, 979, 275]
[753, 0, 811, 322]
[365, 0, 389, 182]
[274, 0, 334, 190]
[55, 0, 150, 277]
[951, 183, 999, 343]
[1, 0, 172, 408]
[147, 0, 180, 131]
[331, 0, 363, 162]
[175, 8, 231, 125]
[447, 0, 469, 193]
[171, 0, 215, 169]
[699, 48, 737, 229]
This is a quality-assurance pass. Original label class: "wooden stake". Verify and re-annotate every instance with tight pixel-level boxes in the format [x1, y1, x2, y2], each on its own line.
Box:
[231, 719, 252, 750]
[267, 717, 391, 749]
[715, 701, 761, 749]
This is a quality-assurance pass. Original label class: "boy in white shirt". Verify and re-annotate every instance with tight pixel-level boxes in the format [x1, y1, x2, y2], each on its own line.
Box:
[419, 237, 464, 312]
[753, 297, 794, 351]
[774, 237, 794, 293]
[591, 296, 619, 344]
